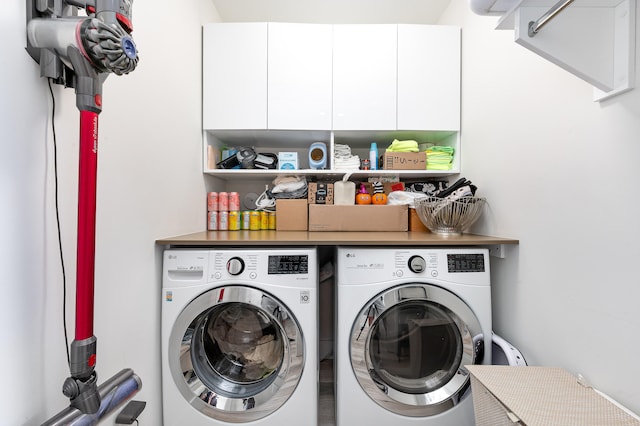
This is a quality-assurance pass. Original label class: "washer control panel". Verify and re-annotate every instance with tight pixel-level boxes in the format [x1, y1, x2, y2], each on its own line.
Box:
[207, 250, 315, 287]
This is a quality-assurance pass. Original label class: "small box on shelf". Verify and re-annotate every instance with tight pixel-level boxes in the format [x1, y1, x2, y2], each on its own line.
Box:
[276, 199, 308, 231]
[308, 183, 334, 204]
[383, 152, 426, 170]
[278, 152, 299, 170]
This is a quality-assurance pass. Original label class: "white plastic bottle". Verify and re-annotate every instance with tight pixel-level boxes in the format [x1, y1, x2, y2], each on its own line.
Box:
[369, 142, 378, 171]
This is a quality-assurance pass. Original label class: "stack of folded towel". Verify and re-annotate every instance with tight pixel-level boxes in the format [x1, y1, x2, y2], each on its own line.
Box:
[426, 146, 455, 170]
[334, 144, 361, 170]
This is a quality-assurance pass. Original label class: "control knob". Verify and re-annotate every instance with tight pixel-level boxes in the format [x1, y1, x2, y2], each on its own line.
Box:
[226, 257, 245, 275]
[408, 255, 426, 273]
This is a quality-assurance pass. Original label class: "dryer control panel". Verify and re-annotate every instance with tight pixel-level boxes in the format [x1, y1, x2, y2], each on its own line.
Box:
[338, 247, 490, 286]
[446, 253, 486, 273]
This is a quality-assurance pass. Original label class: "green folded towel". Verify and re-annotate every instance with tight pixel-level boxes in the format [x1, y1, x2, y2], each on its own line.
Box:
[386, 139, 419, 152]
[426, 146, 454, 170]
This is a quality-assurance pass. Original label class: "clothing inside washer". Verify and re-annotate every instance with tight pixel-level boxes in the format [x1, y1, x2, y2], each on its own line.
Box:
[187, 302, 286, 399]
[207, 303, 284, 381]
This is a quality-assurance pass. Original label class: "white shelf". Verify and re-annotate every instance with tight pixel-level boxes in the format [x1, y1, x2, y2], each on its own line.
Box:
[203, 129, 461, 181]
[203, 168, 457, 181]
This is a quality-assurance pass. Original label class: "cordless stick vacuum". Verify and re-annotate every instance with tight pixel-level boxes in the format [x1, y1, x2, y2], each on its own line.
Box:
[26, 1, 141, 424]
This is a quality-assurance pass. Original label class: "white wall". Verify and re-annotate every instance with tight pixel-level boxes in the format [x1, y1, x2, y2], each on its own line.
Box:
[2, 1, 219, 424]
[440, 0, 640, 414]
[5, 0, 640, 424]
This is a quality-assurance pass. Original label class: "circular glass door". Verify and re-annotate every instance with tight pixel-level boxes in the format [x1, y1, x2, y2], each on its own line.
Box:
[169, 285, 304, 422]
[350, 283, 482, 417]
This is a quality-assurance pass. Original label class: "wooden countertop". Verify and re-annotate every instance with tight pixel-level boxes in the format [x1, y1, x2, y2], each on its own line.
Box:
[156, 230, 519, 247]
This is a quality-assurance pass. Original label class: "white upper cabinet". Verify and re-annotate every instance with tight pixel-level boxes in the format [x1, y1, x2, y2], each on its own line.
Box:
[203, 23, 267, 130]
[268, 23, 333, 130]
[332, 24, 461, 132]
[332, 25, 398, 131]
[203, 23, 333, 131]
[397, 25, 460, 131]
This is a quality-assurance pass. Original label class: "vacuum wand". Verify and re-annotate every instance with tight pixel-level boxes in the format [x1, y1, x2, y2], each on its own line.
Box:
[26, 0, 139, 418]
[63, 46, 104, 414]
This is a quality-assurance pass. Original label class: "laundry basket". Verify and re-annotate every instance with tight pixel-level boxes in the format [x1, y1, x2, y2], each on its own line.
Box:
[414, 196, 486, 235]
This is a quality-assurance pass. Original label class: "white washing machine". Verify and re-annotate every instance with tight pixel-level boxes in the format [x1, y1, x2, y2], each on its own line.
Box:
[161, 248, 317, 426]
[336, 247, 492, 426]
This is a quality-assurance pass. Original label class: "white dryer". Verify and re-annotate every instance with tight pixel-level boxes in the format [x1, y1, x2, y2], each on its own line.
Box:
[161, 248, 317, 426]
[336, 247, 492, 426]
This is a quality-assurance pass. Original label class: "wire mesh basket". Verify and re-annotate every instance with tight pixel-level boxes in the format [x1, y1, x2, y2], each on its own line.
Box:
[414, 196, 487, 235]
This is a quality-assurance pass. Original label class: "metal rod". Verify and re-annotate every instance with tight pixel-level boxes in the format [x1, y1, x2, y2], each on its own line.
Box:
[528, 0, 575, 37]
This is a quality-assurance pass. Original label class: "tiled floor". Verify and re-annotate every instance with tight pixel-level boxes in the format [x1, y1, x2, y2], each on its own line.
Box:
[319, 359, 335, 426]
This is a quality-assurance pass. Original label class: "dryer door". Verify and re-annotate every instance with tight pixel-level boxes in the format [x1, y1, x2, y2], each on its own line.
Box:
[350, 283, 482, 417]
[168, 285, 304, 422]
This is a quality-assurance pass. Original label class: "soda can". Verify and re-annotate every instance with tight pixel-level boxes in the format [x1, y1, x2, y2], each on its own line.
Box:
[229, 192, 240, 211]
[207, 192, 218, 211]
[218, 211, 229, 231]
[219, 192, 229, 211]
[228, 211, 240, 231]
[207, 211, 218, 231]
[260, 211, 269, 230]
[242, 211, 251, 230]
[249, 211, 261, 231]
[268, 212, 276, 230]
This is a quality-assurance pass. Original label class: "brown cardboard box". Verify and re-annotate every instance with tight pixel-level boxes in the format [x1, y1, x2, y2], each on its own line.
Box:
[308, 205, 408, 231]
[383, 152, 426, 170]
[467, 366, 640, 426]
[276, 199, 308, 231]
[307, 182, 334, 204]
[408, 208, 430, 232]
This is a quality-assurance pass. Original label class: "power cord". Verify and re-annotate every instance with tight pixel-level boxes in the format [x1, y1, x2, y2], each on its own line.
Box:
[254, 185, 276, 211]
[48, 78, 70, 366]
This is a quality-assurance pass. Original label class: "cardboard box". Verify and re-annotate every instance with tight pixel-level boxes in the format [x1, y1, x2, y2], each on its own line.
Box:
[308, 205, 408, 232]
[308, 183, 334, 205]
[276, 199, 308, 231]
[383, 152, 426, 170]
[467, 366, 640, 426]
[408, 208, 430, 232]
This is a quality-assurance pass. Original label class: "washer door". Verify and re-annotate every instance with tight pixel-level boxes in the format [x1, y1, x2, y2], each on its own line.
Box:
[350, 283, 482, 417]
[169, 285, 304, 422]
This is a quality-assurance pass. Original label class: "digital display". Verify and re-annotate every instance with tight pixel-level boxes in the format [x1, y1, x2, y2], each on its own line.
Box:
[268, 255, 309, 275]
[447, 254, 485, 273]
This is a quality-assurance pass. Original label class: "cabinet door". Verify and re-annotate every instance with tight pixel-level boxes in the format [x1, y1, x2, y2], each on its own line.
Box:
[397, 25, 460, 131]
[203, 23, 267, 130]
[332, 25, 397, 131]
[268, 23, 333, 130]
